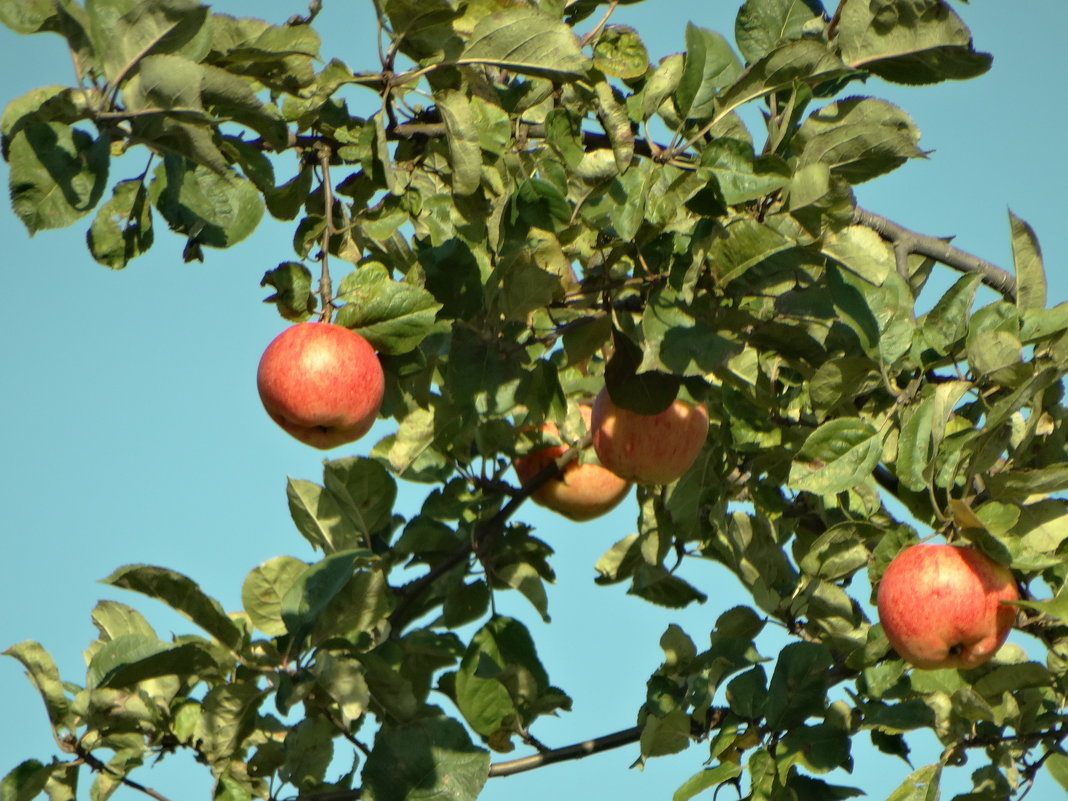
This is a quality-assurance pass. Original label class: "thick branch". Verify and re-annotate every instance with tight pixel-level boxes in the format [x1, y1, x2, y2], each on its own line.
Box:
[853, 206, 1017, 301]
[487, 725, 641, 778]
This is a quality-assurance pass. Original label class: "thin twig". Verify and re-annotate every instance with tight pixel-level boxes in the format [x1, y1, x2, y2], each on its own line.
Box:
[580, 0, 620, 47]
[387, 434, 591, 633]
[488, 725, 642, 778]
[76, 748, 176, 801]
[316, 142, 335, 320]
[853, 206, 1017, 301]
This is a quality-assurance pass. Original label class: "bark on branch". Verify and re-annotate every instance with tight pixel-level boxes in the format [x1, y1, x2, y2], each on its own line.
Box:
[487, 725, 642, 778]
[853, 206, 1018, 301]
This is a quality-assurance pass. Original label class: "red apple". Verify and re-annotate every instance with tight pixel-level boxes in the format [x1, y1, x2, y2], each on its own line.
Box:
[257, 321, 385, 449]
[877, 543, 1019, 670]
[590, 387, 709, 485]
[514, 405, 632, 521]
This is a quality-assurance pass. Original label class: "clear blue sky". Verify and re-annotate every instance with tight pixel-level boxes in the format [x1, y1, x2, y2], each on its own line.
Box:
[1, 3, 1066, 800]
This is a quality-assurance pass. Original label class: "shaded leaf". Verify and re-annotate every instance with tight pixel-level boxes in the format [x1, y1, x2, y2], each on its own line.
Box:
[436, 89, 481, 197]
[3, 642, 73, 732]
[335, 263, 444, 354]
[149, 156, 264, 249]
[7, 122, 109, 233]
[788, 418, 882, 494]
[87, 177, 154, 269]
[735, 0, 825, 63]
[593, 24, 648, 79]
[839, 0, 991, 84]
[362, 717, 489, 801]
[1009, 209, 1045, 310]
[461, 8, 590, 79]
[241, 555, 307, 636]
[102, 564, 244, 652]
[677, 23, 742, 121]
[796, 96, 925, 184]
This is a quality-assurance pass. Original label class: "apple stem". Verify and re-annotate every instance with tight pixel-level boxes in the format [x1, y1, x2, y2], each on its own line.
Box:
[315, 141, 335, 322]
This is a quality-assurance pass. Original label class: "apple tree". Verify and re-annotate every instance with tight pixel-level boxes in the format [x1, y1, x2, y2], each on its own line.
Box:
[4, 1, 1068, 800]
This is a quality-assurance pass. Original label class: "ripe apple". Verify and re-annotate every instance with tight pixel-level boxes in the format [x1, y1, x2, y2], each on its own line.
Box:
[590, 387, 709, 485]
[514, 405, 632, 521]
[257, 321, 385, 449]
[877, 543, 1019, 670]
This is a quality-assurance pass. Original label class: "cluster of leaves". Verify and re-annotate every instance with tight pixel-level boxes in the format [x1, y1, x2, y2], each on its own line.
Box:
[4, 0, 1068, 800]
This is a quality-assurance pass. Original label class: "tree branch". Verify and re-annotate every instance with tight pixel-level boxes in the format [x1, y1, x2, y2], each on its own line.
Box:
[75, 747, 176, 801]
[386, 434, 591, 633]
[853, 206, 1017, 301]
[487, 725, 642, 778]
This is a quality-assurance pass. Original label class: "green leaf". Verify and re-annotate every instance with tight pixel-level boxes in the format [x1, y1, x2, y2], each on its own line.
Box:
[280, 717, 334, 791]
[1, 85, 93, 152]
[86, 634, 216, 688]
[260, 261, 316, 321]
[487, 229, 569, 321]
[335, 263, 444, 354]
[676, 23, 742, 120]
[382, 0, 459, 63]
[435, 89, 481, 197]
[839, 0, 991, 84]
[796, 96, 925, 184]
[313, 651, 370, 727]
[102, 564, 244, 651]
[885, 763, 942, 801]
[287, 477, 363, 553]
[641, 286, 742, 377]
[87, 178, 154, 269]
[322, 457, 398, 539]
[708, 216, 797, 284]
[0, 0, 60, 33]
[362, 717, 489, 801]
[87, 0, 210, 86]
[673, 763, 743, 801]
[7, 122, 109, 233]
[698, 138, 789, 205]
[1047, 753, 1068, 793]
[241, 555, 307, 636]
[764, 641, 833, 729]
[798, 524, 871, 580]
[1009, 209, 1045, 310]
[3, 642, 73, 732]
[822, 224, 894, 285]
[281, 550, 368, 648]
[0, 759, 53, 801]
[91, 600, 156, 640]
[715, 39, 849, 126]
[788, 418, 882, 494]
[495, 562, 550, 622]
[640, 707, 690, 757]
[920, 273, 980, 354]
[454, 616, 565, 743]
[593, 25, 648, 79]
[1014, 586, 1068, 627]
[149, 157, 264, 251]
[735, 0, 825, 63]
[461, 8, 590, 79]
[194, 682, 264, 761]
[594, 79, 634, 173]
[640, 52, 685, 120]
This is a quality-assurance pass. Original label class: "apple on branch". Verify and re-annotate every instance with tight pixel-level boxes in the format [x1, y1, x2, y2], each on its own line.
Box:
[514, 404, 632, 522]
[590, 387, 709, 485]
[877, 543, 1019, 670]
[257, 321, 385, 449]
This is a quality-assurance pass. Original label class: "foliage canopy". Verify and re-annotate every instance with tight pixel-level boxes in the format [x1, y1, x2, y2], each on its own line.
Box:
[3, 1, 1068, 800]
